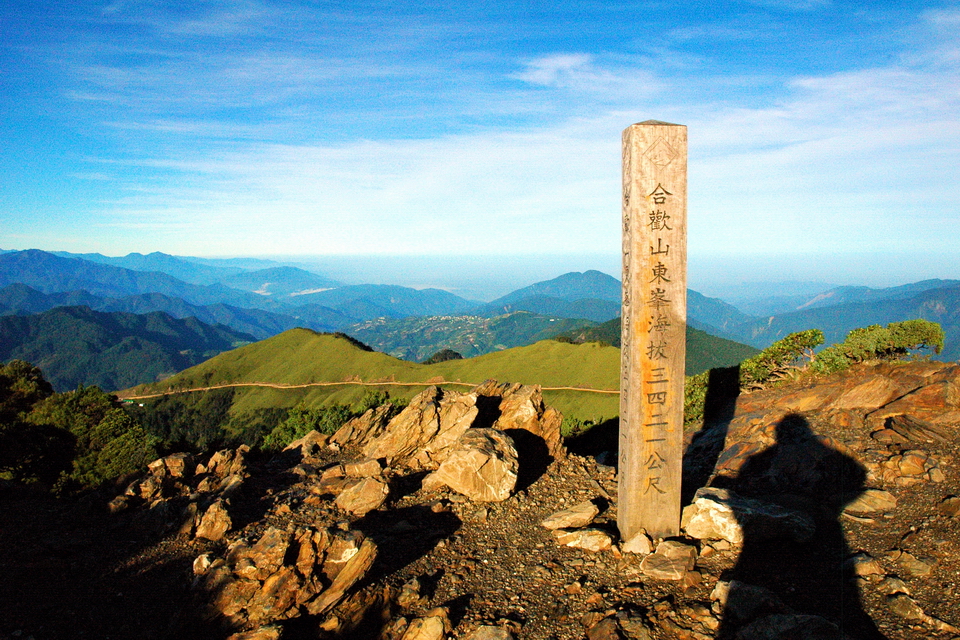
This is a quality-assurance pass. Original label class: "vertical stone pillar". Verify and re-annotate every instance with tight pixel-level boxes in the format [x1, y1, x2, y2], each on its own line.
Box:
[619, 121, 687, 542]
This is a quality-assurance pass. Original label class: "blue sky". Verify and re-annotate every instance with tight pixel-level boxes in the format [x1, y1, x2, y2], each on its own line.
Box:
[2, 0, 959, 290]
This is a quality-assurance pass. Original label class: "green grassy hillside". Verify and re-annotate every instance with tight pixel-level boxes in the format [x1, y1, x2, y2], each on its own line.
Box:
[125, 325, 762, 437]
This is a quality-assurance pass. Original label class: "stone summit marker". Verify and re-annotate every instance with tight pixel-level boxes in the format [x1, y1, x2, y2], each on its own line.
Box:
[619, 121, 687, 543]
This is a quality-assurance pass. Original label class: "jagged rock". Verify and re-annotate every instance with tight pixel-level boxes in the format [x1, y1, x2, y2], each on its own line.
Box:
[200, 445, 250, 478]
[307, 534, 377, 615]
[734, 614, 843, 640]
[422, 429, 518, 502]
[195, 499, 232, 541]
[339, 382, 562, 472]
[868, 381, 960, 428]
[399, 608, 452, 640]
[553, 528, 612, 552]
[640, 540, 697, 580]
[246, 527, 291, 580]
[681, 487, 815, 543]
[200, 525, 376, 626]
[363, 386, 478, 468]
[875, 414, 951, 444]
[843, 488, 897, 514]
[540, 500, 599, 530]
[284, 429, 329, 456]
[585, 617, 624, 640]
[843, 552, 883, 576]
[886, 594, 960, 633]
[474, 380, 564, 457]
[331, 403, 397, 450]
[335, 476, 389, 515]
[397, 577, 427, 610]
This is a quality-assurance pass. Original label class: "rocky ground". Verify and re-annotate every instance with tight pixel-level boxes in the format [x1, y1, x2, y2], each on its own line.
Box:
[2, 364, 960, 640]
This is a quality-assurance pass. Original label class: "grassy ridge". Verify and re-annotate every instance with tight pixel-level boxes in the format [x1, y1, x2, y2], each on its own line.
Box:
[126, 325, 756, 426]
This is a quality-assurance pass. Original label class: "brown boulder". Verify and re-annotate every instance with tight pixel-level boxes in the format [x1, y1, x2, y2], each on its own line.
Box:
[422, 428, 518, 502]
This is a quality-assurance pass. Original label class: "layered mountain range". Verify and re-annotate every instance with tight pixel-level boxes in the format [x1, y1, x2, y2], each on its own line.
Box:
[1, 248, 957, 392]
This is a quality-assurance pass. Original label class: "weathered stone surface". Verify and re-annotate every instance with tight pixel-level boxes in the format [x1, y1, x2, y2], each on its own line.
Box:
[843, 488, 897, 514]
[307, 536, 377, 615]
[464, 626, 515, 640]
[331, 404, 396, 450]
[553, 528, 613, 552]
[887, 594, 960, 632]
[640, 540, 697, 580]
[423, 429, 518, 502]
[246, 527, 291, 580]
[200, 525, 376, 627]
[202, 445, 249, 478]
[938, 495, 960, 517]
[734, 614, 843, 640]
[226, 625, 282, 640]
[335, 476, 389, 515]
[363, 387, 477, 468]
[681, 487, 815, 543]
[541, 500, 600, 530]
[343, 458, 383, 477]
[879, 414, 951, 444]
[896, 551, 935, 578]
[337, 382, 563, 473]
[195, 499, 231, 541]
[831, 374, 902, 410]
[585, 617, 624, 640]
[868, 381, 960, 427]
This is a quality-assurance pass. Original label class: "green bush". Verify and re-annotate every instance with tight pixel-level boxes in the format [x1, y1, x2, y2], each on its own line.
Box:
[262, 403, 358, 450]
[811, 319, 945, 374]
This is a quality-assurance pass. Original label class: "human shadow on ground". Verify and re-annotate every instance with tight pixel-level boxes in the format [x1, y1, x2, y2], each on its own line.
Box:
[713, 413, 887, 639]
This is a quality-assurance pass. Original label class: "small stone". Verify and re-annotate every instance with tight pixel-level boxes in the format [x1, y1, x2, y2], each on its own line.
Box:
[541, 500, 600, 530]
[897, 551, 935, 578]
[844, 552, 883, 576]
[553, 528, 613, 552]
[640, 540, 697, 581]
[879, 576, 910, 595]
[464, 626, 515, 640]
[887, 594, 925, 620]
[938, 496, 960, 517]
[621, 532, 654, 555]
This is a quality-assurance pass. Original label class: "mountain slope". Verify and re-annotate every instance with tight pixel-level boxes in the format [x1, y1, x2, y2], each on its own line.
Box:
[220, 266, 341, 297]
[293, 284, 477, 319]
[729, 283, 960, 360]
[0, 250, 274, 310]
[0, 284, 347, 339]
[489, 270, 621, 304]
[0, 306, 254, 391]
